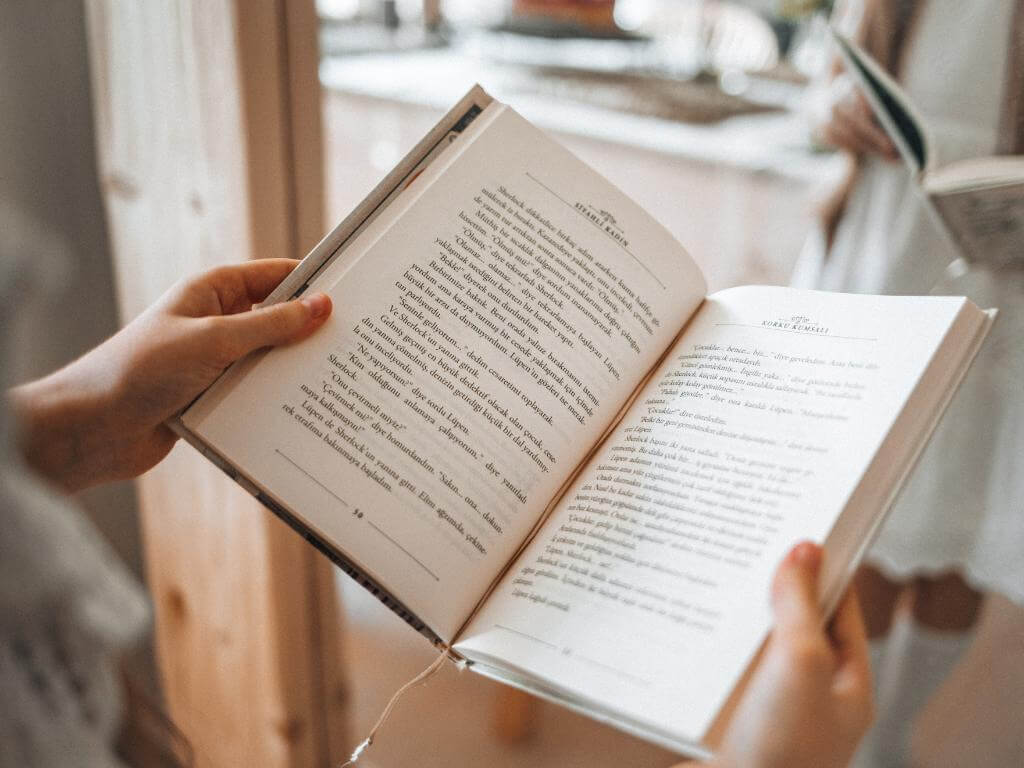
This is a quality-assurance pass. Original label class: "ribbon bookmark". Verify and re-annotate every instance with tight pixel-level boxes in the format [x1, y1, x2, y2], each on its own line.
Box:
[340, 649, 454, 766]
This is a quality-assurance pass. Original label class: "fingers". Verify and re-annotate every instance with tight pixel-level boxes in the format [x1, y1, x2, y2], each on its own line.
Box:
[771, 541, 824, 640]
[195, 259, 302, 315]
[235, 258, 303, 306]
[829, 586, 869, 666]
[843, 94, 898, 159]
[828, 586, 872, 703]
[825, 110, 896, 159]
[820, 86, 898, 160]
[209, 292, 332, 362]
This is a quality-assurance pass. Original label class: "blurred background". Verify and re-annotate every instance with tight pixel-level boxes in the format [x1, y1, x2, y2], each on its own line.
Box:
[2, 1, 1021, 766]
[315, 0, 843, 293]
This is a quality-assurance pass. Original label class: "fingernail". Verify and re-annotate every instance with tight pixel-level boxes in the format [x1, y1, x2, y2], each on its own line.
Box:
[302, 292, 330, 319]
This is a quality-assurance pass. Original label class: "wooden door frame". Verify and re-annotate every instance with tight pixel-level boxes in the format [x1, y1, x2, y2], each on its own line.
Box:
[85, 2, 346, 765]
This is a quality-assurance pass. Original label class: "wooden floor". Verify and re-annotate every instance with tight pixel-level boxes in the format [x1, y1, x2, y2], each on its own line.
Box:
[336, 577, 677, 768]
[336, 571, 1024, 768]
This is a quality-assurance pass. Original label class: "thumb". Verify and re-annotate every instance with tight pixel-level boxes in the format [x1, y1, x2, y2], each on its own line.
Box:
[770, 541, 824, 639]
[214, 292, 332, 360]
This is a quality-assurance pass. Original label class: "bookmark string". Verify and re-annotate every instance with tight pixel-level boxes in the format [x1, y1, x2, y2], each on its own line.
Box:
[339, 649, 453, 766]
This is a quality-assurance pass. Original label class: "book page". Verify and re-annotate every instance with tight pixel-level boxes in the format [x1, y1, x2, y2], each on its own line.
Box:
[929, 182, 1024, 269]
[184, 105, 707, 642]
[456, 286, 971, 739]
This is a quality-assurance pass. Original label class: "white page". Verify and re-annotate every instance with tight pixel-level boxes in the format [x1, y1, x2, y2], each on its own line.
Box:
[456, 286, 968, 738]
[929, 183, 1024, 269]
[185, 106, 707, 642]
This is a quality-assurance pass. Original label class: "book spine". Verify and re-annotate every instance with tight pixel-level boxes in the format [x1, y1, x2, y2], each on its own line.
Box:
[256, 91, 491, 309]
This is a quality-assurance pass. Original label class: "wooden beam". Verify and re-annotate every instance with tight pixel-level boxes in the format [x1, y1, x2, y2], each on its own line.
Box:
[85, 2, 346, 765]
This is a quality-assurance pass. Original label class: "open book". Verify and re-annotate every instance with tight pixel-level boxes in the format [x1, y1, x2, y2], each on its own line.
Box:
[832, 29, 1024, 269]
[172, 87, 993, 757]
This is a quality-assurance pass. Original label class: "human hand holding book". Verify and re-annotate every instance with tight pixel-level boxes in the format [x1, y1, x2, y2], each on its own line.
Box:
[8, 256, 872, 766]
[813, 72, 899, 162]
[829, 29, 1024, 269]
[693, 541, 872, 768]
[9, 259, 332, 492]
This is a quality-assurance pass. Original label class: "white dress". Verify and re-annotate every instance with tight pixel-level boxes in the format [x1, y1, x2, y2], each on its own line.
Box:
[793, 0, 1024, 605]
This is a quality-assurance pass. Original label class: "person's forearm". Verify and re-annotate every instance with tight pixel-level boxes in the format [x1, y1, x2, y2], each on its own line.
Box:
[9, 353, 122, 491]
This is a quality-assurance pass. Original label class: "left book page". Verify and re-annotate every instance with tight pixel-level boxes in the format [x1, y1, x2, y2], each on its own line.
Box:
[182, 103, 707, 643]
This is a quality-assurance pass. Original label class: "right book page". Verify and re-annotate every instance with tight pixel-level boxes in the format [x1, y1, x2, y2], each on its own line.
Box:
[455, 285, 989, 747]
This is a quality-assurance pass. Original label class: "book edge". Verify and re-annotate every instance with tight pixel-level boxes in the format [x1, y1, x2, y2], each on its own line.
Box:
[466, 658, 714, 760]
[258, 84, 496, 308]
[701, 299, 994, 751]
[168, 418, 448, 648]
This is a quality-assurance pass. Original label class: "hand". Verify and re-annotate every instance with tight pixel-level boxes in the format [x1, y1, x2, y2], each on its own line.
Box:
[814, 73, 899, 161]
[10, 259, 332, 490]
[695, 542, 873, 768]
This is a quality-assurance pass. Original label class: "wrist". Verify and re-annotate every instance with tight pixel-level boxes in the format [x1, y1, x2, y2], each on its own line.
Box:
[9, 351, 123, 491]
